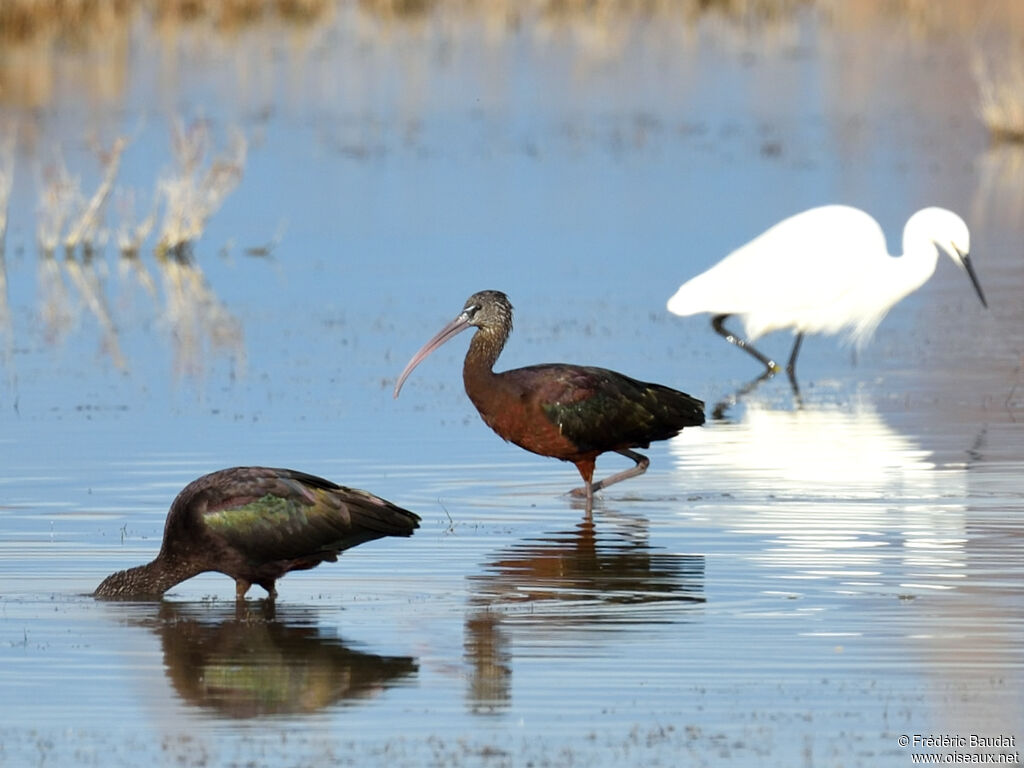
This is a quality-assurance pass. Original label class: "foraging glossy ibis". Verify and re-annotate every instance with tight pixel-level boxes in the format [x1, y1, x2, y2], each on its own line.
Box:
[666, 206, 987, 380]
[94, 467, 420, 600]
[393, 290, 705, 507]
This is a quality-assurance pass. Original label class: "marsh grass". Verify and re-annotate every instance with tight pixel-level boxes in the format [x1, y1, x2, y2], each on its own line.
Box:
[973, 53, 1024, 142]
[115, 188, 159, 261]
[34, 143, 128, 369]
[36, 138, 126, 258]
[0, 122, 14, 248]
[156, 120, 247, 256]
[28, 118, 247, 374]
[36, 153, 77, 257]
[63, 137, 126, 255]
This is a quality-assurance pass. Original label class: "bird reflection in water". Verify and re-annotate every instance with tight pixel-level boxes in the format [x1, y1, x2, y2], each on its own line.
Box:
[670, 394, 968, 591]
[144, 601, 417, 718]
[464, 514, 704, 712]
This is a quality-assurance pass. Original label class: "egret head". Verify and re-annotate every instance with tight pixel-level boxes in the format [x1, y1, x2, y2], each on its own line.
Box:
[906, 207, 986, 308]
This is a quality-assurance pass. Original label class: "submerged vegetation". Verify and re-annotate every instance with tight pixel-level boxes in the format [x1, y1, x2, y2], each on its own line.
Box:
[12, 116, 249, 376]
[157, 120, 247, 257]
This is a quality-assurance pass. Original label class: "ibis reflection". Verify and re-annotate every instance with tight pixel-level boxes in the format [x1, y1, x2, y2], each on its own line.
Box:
[147, 601, 417, 718]
[670, 395, 968, 593]
[464, 515, 704, 712]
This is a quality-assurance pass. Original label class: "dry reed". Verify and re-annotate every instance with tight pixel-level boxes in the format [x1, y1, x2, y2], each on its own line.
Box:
[156, 119, 247, 255]
[973, 54, 1024, 142]
[0, 123, 15, 247]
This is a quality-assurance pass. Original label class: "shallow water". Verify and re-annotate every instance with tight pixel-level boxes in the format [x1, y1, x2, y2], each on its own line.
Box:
[1, 2, 1023, 766]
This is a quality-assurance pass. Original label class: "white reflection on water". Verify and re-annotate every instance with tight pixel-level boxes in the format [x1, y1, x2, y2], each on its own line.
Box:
[669, 393, 968, 595]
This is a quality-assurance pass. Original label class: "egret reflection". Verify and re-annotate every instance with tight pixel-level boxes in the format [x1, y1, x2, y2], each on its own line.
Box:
[464, 515, 704, 712]
[145, 601, 417, 718]
[670, 395, 968, 593]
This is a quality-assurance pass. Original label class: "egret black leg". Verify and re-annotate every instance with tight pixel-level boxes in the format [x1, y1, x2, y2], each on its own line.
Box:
[711, 314, 780, 374]
[785, 333, 804, 404]
[785, 332, 804, 376]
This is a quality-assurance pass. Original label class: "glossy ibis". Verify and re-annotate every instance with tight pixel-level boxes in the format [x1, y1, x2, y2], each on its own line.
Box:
[94, 467, 420, 600]
[393, 290, 705, 507]
[666, 206, 987, 380]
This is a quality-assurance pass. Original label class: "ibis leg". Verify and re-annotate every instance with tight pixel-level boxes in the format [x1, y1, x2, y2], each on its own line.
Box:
[595, 449, 650, 492]
[570, 458, 596, 500]
[711, 314, 780, 374]
[570, 449, 650, 499]
[235, 579, 251, 600]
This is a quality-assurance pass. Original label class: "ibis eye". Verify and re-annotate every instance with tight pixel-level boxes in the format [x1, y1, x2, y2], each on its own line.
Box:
[464, 304, 481, 319]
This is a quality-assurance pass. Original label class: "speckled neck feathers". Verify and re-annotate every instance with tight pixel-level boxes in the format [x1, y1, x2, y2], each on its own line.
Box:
[93, 556, 203, 599]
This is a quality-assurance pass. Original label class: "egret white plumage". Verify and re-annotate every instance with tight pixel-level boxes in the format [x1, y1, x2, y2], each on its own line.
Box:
[666, 205, 987, 377]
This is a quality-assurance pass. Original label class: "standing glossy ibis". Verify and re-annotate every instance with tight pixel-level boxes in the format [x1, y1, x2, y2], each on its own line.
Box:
[393, 290, 704, 507]
[94, 467, 420, 600]
[666, 206, 987, 380]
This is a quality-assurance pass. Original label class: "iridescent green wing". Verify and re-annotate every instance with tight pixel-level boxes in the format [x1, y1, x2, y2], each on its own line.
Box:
[199, 468, 418, 564]
[530, 366, 704, 453]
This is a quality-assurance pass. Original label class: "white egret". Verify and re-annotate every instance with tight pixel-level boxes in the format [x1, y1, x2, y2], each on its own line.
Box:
[666, 206, 988, 378]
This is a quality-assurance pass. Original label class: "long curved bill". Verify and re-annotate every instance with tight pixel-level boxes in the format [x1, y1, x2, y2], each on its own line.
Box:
[958, 249, 988, 309]
[393, 311, 473, 398]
